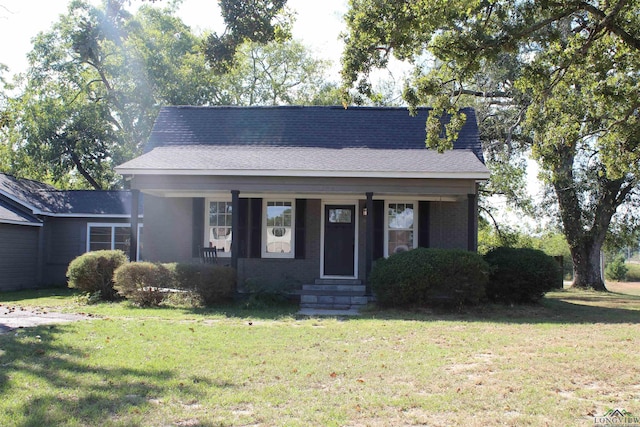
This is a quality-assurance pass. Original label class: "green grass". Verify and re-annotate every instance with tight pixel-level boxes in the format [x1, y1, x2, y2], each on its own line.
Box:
[1, 287, 640, 426]
[625, 262, 640, 281]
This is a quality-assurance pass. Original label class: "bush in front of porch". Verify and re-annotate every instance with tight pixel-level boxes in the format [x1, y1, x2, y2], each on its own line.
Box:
[370, 248, 489, 308]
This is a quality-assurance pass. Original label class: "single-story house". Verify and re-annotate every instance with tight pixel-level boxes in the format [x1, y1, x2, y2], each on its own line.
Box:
[0, 173, 143, 291]
[116, 106, 489, 309]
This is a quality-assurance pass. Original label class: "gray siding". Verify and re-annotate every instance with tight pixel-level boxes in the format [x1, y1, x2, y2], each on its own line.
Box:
[428, 200, 469, 249]
[0, 223, 40, 291]
[43, 217, 134, 285]
[142, 195, 194, 263]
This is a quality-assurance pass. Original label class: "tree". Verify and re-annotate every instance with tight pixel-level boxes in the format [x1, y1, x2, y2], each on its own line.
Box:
[341, 0, 640, 291]
[220, 40, 339, 106]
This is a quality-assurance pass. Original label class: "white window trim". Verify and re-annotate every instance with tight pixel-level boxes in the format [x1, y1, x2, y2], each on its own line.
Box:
[86, 222, 144, 261]
[204, 197, 233, 258]
[383, 201, 418, 258]
[262, 198, 295, 259]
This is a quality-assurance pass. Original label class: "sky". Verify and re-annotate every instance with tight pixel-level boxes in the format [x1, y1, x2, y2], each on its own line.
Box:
[0, 0, 348, 77]
[0, 0, 542, 225]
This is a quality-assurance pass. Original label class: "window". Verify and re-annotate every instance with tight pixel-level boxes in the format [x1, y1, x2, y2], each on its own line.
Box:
[207, 200, 232, 255]
[87, 223, 143, 260]
[385, 202, 417, 256]
[263, 200, 294, 258]
[328, 208, 352, 223]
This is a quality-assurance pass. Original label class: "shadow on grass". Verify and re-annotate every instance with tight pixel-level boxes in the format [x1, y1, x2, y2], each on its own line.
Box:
[3, 287, 640, 325]
[358, 290, 640, 325]
[0, 324, 218, 427]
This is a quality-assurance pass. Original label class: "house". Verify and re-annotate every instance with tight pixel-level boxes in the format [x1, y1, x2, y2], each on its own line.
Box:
[116, 106, 489, 308]
[0, 173, 143, 291]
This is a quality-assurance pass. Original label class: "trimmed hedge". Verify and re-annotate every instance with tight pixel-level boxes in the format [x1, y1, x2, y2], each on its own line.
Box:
[370, 248, 489, 308]
[66, 250, 128, 301]
[113, 262, 173, 306]
[484, 247, 561, 303]
[170, 263, 237, 305]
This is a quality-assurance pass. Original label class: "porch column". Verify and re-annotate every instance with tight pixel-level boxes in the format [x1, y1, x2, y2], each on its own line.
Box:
[231, 190, 240, 270]
[129, 189, 139, 261]
[365, 192, 374, 293]
[467, 192, 477, 252]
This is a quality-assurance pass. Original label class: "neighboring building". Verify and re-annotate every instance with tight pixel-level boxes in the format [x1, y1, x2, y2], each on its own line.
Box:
[0, 173, 143, 291]
[116, 106, 489, 307]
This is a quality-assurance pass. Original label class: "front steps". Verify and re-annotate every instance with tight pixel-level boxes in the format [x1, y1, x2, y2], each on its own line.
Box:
[299, 279, 369, 311]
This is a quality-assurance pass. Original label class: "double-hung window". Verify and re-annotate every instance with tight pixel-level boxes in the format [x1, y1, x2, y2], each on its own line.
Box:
[207, 200, 232, 256]
[87, 223, 143, 260]
[263, 200, 295, 258]
[385, 202, 417, 257]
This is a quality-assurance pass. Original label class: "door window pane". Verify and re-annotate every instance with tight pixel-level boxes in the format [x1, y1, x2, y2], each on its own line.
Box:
[329, 208, 352, 223]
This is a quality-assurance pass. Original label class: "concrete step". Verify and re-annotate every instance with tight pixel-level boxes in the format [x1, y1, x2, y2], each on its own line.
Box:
[314, 278, 362, 286]
[300, 294, 369, 306]
[302, 284, 366, 293]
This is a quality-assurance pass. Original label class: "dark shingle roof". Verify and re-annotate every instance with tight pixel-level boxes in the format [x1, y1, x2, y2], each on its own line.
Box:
[0, 200, 41, 226]
[145, 105, 484, 160]
[0, 173, 142, 216]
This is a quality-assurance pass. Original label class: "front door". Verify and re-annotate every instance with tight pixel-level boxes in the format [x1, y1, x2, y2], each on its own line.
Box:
[323, 205, 356, 276]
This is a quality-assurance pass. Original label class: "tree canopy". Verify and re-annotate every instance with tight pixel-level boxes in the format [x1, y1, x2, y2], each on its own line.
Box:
[1, 0, 334, 189]
[342, 0, 640, 290]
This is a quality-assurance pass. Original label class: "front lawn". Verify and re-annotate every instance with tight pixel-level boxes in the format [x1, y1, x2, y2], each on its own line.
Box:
[1, 286, 639, 426]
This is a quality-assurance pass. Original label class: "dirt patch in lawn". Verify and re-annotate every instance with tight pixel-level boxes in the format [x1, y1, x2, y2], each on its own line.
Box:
[0, 303, 92, 334]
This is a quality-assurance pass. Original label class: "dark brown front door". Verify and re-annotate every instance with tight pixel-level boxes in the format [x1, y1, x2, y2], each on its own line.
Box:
[323, 205, 356, 276]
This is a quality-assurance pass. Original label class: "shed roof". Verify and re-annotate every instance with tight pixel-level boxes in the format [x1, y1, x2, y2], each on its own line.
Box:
[0, 173, 143, 217]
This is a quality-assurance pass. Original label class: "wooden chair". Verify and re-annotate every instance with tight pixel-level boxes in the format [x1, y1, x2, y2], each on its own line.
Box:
[200, 247, 218, 264]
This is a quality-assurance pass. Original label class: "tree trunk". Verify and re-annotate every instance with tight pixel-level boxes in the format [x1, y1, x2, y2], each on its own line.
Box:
[570, 240, 607, 291]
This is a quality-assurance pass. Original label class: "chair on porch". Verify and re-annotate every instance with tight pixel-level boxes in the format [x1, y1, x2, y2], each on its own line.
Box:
[200, 247, 218, 264]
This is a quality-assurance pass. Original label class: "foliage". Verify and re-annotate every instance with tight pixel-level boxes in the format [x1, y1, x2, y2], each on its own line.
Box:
[605, 254, 628, 282]
[341, 0, 640, 291]
[241, 278, 293, 309]
[625, 263, 640, 282]
[3, 0, 332, 188]
[66, 250, 128, 301]
[171, 263, 236, 306]
[202, 0, 292, 72]
[370, 248, 488, 308]
[222, 40, 338, 106]
[113, 262, 173, 306]
[484, 247, 562, 304]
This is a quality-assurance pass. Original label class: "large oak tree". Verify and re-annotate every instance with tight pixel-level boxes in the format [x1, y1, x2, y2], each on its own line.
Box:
[342, 0, 640, 290]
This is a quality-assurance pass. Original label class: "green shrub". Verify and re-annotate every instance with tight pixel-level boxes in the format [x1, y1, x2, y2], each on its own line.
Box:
[625, 262, 640, 282]
[172, 263, 236, 305]
[370, 248, 489, 308]
[113, 262, 173, 306]
[484, 247, 561, 304]
[66, 250, 128, 301]
[605, 254, 628, 281]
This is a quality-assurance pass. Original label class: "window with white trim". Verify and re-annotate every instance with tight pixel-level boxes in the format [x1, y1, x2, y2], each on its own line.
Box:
[385, 202, 417, 256]
[263, 200, 294, 258]
[87, 223, 143, 260]
[207, 200, 232, 256]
